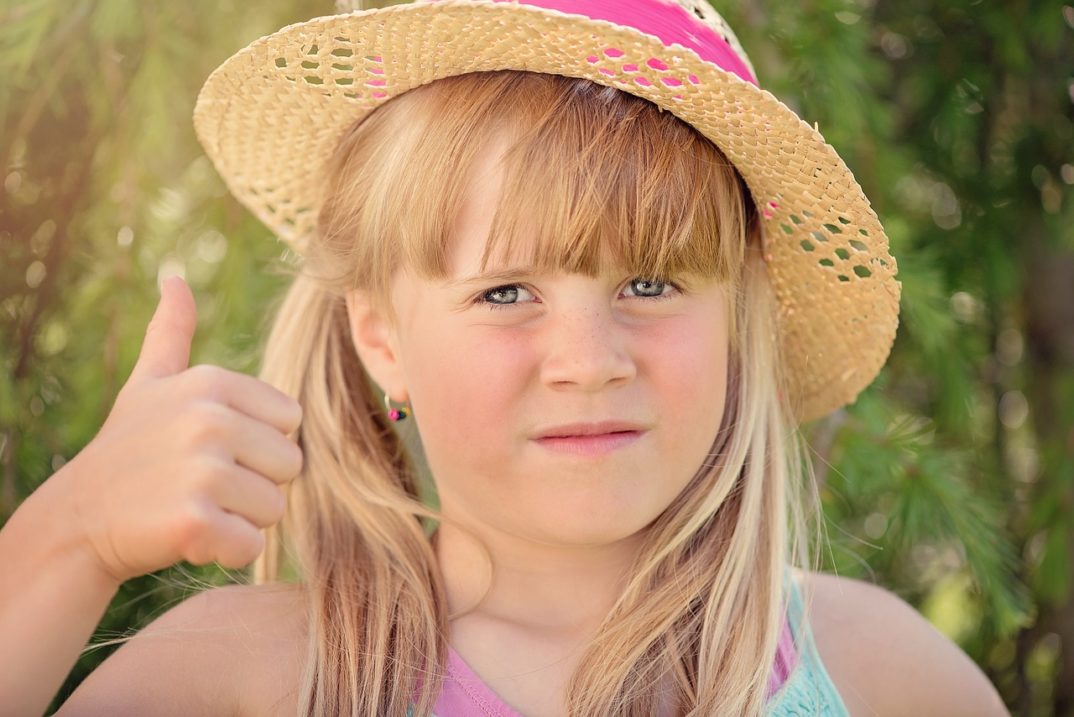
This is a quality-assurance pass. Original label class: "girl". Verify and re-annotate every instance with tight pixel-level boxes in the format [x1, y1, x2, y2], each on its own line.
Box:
[0, 1, 1010, 715]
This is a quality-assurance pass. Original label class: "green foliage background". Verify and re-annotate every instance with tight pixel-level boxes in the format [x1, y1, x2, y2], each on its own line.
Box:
[1, 0, 1071, 714]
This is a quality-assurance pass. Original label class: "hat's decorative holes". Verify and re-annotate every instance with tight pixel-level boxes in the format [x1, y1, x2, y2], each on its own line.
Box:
[849, 239, 867, 252]
[819, 258, 834, 267]
[301, 60, 319, 70]
[837, 215, 851, 224]
[337, 77, 354, 86]
[835, 247, 850, 261]
[599, 68, 615, 76]
[823, 222, 842, 234]
[688, 74, 700, 84]
[304, 75, 324, 85]
[877, 258, 888, 267]
[802, 209, 814, 218]
[790, 213, 802, 225]
[858, 227, 869, 236]
[837, 274, 850, 282]
[622, 63, 638, 72]
[811, 230, 828, 243]
[647, 57, 668, 71]
[305, 44, 320, 55]
[586, 55, 599, 63]
[368, 66, 384, 75]
[635, 77, 652, 86]
[768, 200, 779, 209]
[762, 208, 773, 219]
[344, 91, 359, 99]
[604, 47, 624, 58]
[275, 57, 288, 68]
[780, 223, 794, 235]
[332, 47, 354, 57]
[366, 78, 386, 87]
[331, 63, 353, 72]
[372, 90, 388, 99]
[672, 94, 684, 100]
[800, 239, 815, 252]
[853, 265, 872, 278]
[661, 76, 683, 87]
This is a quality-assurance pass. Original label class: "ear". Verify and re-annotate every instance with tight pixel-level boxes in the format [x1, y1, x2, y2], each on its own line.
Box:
[344, 289, 408, 403]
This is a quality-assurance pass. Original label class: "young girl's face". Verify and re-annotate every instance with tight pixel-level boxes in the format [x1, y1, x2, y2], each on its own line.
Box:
[384, 137, 732, 548]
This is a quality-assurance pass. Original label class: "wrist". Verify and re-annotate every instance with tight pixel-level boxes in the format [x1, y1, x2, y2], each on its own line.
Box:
[27, 461, 126, 591]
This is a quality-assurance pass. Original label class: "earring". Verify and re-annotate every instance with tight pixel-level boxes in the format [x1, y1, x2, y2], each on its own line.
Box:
[384, 391, 409, 422]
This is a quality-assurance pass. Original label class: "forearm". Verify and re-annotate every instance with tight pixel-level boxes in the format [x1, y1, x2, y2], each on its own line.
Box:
[0, 465, 121, 717]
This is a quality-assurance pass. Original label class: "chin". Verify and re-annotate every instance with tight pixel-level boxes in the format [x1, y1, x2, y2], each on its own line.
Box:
[525, 508, 660, 548]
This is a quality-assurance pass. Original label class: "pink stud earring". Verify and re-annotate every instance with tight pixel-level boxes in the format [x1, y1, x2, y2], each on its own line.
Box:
[384, 391, 409, 422]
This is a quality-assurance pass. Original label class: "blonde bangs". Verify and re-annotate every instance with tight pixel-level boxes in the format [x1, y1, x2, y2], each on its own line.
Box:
[316, 70, 756, 333]
[480, 73, 753, 287]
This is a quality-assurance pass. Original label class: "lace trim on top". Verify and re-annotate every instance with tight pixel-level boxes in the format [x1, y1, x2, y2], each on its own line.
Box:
[765, 575, 851, 716]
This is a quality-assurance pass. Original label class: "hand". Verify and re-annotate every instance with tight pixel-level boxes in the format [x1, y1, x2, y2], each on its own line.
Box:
[64, 275, 303, 584]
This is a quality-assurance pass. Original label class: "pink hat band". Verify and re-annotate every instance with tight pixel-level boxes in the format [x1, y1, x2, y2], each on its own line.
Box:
[432, 0, 759, 86]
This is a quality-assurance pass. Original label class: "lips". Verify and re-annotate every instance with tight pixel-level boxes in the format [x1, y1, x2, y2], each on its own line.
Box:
[530, 420, 650, 459]
[532, 420, 648, 438]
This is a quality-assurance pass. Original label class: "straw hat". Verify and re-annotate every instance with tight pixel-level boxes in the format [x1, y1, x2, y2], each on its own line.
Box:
[193, 0, 901, 424]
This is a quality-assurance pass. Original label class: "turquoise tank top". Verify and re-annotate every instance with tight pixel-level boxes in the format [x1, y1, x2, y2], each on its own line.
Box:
[765, 571, 849, 716]
[412, 570, 849, 716]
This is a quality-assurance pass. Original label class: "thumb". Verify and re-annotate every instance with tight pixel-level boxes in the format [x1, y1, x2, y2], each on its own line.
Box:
[128, 275, 198, 383]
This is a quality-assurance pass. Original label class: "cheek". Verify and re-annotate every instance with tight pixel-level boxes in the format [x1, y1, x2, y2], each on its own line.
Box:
[642, 313, 730, 484]
[647, 316, 728, 414]
[405, 323, 534, 449]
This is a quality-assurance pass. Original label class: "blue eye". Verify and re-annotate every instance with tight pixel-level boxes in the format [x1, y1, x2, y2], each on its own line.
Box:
[623, 278, 677, 300]
[480, 284, 533, 309]
[475, 278, 681, 311]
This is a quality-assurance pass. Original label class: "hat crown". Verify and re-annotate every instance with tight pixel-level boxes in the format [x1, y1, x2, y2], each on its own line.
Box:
[334, 0, 757, 83]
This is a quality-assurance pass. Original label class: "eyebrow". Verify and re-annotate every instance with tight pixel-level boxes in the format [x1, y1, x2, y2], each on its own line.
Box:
[441, 267, 543, 290]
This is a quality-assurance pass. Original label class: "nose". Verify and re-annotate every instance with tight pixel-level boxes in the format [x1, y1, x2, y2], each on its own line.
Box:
[538, 303, 637, 391]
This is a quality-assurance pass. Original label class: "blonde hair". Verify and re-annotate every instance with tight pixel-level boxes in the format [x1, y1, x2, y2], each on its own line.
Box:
[254, 70, 824, 716]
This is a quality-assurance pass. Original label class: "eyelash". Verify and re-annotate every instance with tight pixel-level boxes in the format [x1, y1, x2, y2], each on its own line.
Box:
[475, 278, 683, 311]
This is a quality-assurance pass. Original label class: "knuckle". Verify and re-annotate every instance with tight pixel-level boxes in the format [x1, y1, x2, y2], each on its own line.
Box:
[176, 500, 216, 564]
[185, 364, 230, 401]
[189, 455, 228, 495]
[186, 401, 231, 446]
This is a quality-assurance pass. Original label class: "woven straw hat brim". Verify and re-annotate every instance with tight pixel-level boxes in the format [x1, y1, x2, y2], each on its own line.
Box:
[193, 0, 901, 423]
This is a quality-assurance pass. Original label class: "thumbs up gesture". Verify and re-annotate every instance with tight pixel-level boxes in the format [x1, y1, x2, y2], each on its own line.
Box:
[65, 276, 304, 584]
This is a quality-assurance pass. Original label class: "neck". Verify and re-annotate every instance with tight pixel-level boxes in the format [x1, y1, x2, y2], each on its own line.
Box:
[434, 519, 646, 639]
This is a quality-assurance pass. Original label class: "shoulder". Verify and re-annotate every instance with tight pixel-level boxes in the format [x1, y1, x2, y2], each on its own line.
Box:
[58, 581, 307, 717]
[790, 568, 1010, 717]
